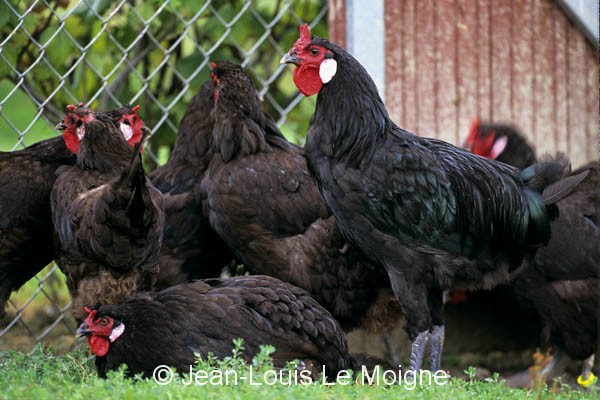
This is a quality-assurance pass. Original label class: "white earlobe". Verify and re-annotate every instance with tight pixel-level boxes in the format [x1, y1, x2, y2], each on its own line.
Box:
[109, 323, 125, 342]
[120, 123, 133, 141]
[490, 136, 508, 159]
[319, 59, 337, 84]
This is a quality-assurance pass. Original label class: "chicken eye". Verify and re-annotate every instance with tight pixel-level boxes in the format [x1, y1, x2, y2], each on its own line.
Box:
[98, 318, 108, 326]
[69, 117, 75, 124]
[310, 48, 319, 56]
[123, 119, 131, 126]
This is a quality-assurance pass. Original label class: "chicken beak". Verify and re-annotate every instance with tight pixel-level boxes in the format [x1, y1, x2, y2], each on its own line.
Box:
[76, 322, 91, 337]
[280, 52, 300, 66]
[56, 121, 67, 131]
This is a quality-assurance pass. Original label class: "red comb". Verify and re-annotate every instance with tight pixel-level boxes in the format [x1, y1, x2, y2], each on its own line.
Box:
[299, 23, 311, 46]
[131, 105, 140, 113]
[210, 61, 217, 69]
[466, 116, 481, 145]
[83, 306, 97, 321]
[66, 104, 78, 111]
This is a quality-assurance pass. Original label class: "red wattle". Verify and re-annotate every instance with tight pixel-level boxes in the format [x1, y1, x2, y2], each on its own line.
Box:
[293, 67, 322, 96]
[88, 335, 110, 357]
[63, 132, 80, 154]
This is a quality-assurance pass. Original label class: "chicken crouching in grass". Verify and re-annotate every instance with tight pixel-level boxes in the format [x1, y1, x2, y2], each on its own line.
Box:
[51, 110, 164, 321]
[281, 24, 588, 372]
[76, 275, 353, 379]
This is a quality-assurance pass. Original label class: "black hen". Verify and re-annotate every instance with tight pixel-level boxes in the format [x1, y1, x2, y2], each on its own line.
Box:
[0, 136, 75, 319]
[464, 117, 537, 169]
[150, 81, 234, 289]
[0, 104, 145, 319]
[465, 123, 598, 385]
[199, 61, 401, 334]
[51, 113, 164, 321]
[281, 24, 587, 371]
[76, 275, 351, 379]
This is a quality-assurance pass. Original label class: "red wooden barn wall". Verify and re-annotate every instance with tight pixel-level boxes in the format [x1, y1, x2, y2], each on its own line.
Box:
[329, 0, 598, 167]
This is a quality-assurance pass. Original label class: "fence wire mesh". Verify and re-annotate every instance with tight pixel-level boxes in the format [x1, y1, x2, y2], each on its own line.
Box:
[0, 0, 328, 352]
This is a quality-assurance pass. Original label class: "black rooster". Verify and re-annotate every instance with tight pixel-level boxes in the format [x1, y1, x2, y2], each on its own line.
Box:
[51, 112, 164, 321]
[281, 24, 587, 371]
[150, 81, 234, 289]
[199, 61, 401, 335]
[465, 123, 598, 386]
[0, 104, 146, 319]
[76, 275, 351, 378]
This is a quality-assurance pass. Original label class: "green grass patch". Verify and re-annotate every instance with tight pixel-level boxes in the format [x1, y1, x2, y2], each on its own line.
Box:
[0, 344, 595, 400]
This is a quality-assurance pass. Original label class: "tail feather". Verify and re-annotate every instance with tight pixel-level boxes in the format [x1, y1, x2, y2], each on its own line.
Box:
[520, 153, 570, 192]
[541, 169, 589, 205]
[520, 153, 588, 248]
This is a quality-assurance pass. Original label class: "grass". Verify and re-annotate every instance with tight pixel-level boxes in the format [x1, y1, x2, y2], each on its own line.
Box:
[0, 343, 596, 400]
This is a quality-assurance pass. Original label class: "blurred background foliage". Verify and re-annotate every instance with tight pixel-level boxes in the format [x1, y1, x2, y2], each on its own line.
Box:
[0, 0, 327, 167]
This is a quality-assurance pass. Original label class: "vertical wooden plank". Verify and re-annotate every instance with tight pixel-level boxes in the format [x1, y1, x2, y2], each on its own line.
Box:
[490, 0, 512, 123]
[532, 0, 555, 156]
[328, 0, 346, 48]
[435, 0, 458, 144]
[566, 21, 589, 165]
[511, 0, 535, 144]
[553, 5, 569, 157]
[454, 0, 479, 143]
[476, 0, 492, 120]
[414, 0, 436, 137]
[401, 0, 417, 133]
[584, 43, 599, 165]
[384, 0, 403, 123]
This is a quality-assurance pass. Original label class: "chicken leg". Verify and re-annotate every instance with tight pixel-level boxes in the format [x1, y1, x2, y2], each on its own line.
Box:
[578, 354, 596, 388]
[380, 330, 401, 367]
[429, 325, 445, 371]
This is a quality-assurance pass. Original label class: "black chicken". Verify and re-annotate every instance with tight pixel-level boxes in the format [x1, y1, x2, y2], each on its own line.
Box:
[150, 81, 234, 289]
[0, 136, 75, 319]
[51, 112, 164, 321]
[199, 61, 401, 335]
[76, 275, 351, 378]
[465, 123, 598, 386]
[0, 104, 146, 319]
[464, 117, 537, 170]
[281, 24, 587, 372]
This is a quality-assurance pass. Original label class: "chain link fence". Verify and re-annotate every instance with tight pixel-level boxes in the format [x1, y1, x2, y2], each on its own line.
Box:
[0, 0, 328, 353]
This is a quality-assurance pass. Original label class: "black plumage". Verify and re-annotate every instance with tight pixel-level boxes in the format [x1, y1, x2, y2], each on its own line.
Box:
[282, 25, 586, 371]
[464, 117, 537, 169]
[51, 113, 164, 321]
[465, 124, 599, 381]
[0, 104, 145, 319]
[198, 61, 401, 333]
[150, 81, 234, 289]
[0, 136, 75, 319]
[76, 275, 352, 379]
